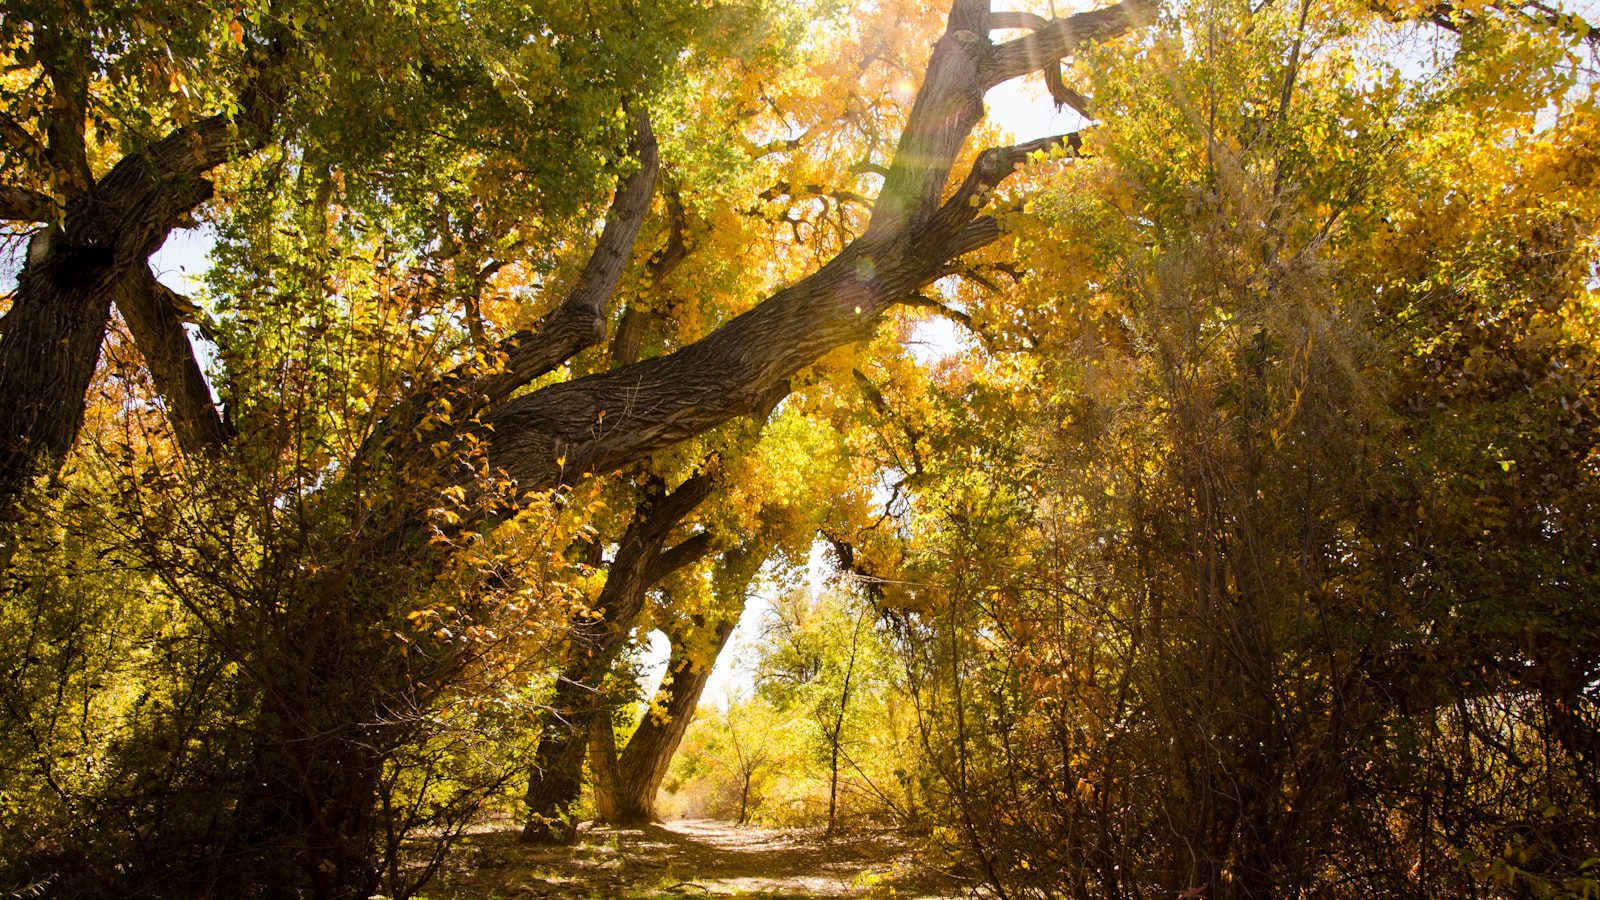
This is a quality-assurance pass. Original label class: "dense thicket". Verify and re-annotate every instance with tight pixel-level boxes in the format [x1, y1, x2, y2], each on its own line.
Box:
[3, 0, 1597, 897]
[813, 1, 1600, 896]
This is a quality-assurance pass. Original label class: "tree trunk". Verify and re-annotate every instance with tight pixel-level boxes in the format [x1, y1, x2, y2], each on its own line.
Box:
[521, 671, 602, 844]
[593, 613, 740, 824]
[473, 1, 1156, 498]
[0, 238, 117, 515]
[0, 68, 278, 512]
[588, 704, 625, 823]
[520, 471, 716, 843]
[825, 610, 865, 837]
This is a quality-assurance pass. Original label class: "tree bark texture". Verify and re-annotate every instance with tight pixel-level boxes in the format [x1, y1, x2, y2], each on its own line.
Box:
[115, 270, 233, 454]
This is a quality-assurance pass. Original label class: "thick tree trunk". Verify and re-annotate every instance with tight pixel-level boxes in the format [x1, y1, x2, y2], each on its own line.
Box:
[0, 243, 118, 514]
[0, 71, 277, 512]
[588, 700, 626, 823]
[476, 0, 1158, 495]
[593, 612, 740, 824]
[522, 671, 603, 844]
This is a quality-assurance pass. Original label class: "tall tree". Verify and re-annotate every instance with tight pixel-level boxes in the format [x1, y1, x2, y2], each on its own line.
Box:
[1, 0, 1160, 894]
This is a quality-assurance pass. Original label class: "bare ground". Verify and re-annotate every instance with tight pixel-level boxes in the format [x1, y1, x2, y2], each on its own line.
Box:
[418, 818, 974, 899]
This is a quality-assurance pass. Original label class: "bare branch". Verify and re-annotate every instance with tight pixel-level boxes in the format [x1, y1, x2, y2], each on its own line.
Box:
[917, 132, 1083, 254]
[901, 292, 974, 330]
[982, 0, 1159, 90]
[646, 531, 715, 584]
[115, 269, 232, 455]
[761, 180, 874, 209]
[990, 11, 1095, 116]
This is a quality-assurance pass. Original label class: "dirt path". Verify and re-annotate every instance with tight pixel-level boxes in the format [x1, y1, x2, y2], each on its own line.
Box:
[421, 818, 971, 898]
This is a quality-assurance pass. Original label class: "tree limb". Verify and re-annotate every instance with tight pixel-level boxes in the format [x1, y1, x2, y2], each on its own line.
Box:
[610, 181, 688, 366]
[465, 110, 660, 406]
[115, 269, 232, 455]
[646, 530, 716, 585]
[982, 0, 1159, 90]
[989, 10, 1095, 116]
[0, 187, 52, 223]
[475, 0, 1134, 497]
[34, 25, 93, 194]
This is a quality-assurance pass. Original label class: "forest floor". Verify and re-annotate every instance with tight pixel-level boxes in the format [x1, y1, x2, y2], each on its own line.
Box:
[419, 817, 974, 899]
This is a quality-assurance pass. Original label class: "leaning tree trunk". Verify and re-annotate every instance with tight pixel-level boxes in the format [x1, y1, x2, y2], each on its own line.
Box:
[520, 471, 716, 843]
[473, 0, 1156, 496]
[592, 610, 740, 824]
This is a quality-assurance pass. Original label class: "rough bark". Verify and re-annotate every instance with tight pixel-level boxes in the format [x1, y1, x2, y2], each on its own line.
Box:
[0, 67, 279, 513]
[0, 186, 52, 222]
[115, 269, 233, 455]
[520, 470, 718, 843]
[593, 611, 741, 824]
[476, 0, 1153, 497]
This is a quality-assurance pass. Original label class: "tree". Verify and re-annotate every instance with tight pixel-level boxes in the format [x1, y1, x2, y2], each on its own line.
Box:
[590, 597, 744, 825]
[833, 0, 1600, 895]
[518, 465, 719, 842]
[0, 0, 706, 513]
[754, 587, 898, 834]
[3, 0, 1161, 895]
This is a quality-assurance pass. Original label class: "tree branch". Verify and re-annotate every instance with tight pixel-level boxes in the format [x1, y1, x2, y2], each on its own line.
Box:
[988, 11, 1094, 116]
[34, 25, 93, 194]
[476, 7, 1121, 497]
[115, 269, 232, 455]
[645, 530, 716, 585]
[862, 3, 990, 240]
[982, 0, 1159, 90]
[74, 54, 285, 269]
[901, 292, 973, 329]
[0, 187, 52, 223]
[610, 181, 689, 366]
[918, 132, 1083, 253]
[468, 110, 660, 406]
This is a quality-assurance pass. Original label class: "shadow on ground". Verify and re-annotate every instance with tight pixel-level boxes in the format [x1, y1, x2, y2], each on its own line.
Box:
[419, 818, 972, 898]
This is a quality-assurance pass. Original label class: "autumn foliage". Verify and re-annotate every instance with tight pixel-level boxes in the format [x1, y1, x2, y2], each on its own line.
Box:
[2, 0, 1598, 898]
